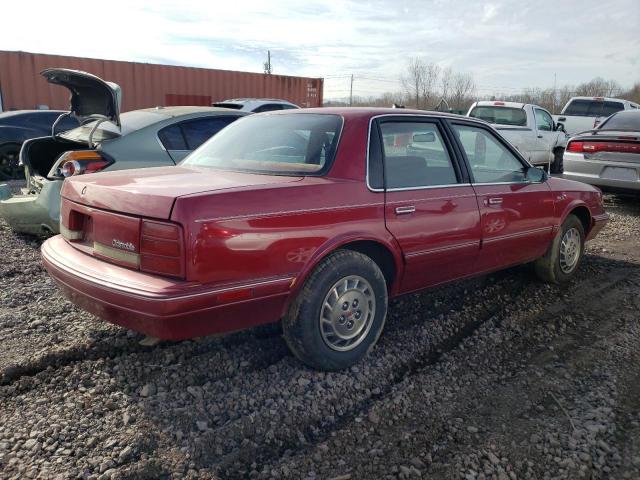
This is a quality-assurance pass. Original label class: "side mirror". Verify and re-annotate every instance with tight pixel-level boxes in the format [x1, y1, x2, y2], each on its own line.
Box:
[413, 132, 435, 143]
[554, 122, 566, 133]
[526, 165, 547, 182]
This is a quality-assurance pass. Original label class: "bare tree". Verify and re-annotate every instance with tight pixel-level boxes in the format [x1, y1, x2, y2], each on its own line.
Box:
[575, 77, 622, 97]
[401, 58, 426, 109]
[421, 63, 440, 108]
[440, 66, 454, 104]
[450, 72, 476, 109]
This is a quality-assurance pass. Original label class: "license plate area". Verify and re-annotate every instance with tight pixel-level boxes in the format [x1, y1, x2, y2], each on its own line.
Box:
[601, 166, 638, 182]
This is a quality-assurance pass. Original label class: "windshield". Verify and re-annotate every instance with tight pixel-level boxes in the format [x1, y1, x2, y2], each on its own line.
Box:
[598, 111, 640, 131]
[183, 113, 343, 175]
[562, 99, 625, 117]
[469, 106, 527, 126]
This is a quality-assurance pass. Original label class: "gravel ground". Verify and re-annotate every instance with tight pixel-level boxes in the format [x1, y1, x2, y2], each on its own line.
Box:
[0, 192, 639, 480]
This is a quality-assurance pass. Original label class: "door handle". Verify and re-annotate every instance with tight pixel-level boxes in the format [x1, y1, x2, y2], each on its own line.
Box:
[395, 206, 416, 215]
[487, 197, 503, 206]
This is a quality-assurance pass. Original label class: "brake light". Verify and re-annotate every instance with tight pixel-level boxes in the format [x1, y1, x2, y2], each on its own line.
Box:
[139, 220, 185, 278]
[567, 141, 640, 154]
[493, 101, 505, 106]
[49, 150, 113, 178]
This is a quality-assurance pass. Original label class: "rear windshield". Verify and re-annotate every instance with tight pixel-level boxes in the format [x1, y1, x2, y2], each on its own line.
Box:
[468, 106, 527, 126]
[562, 99, 625, 117]
[598, 111, 640, 131]
[212, 103, 243, 110]
[183, 113, 342, 175]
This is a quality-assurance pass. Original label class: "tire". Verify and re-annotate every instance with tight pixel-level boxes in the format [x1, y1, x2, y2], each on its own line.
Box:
[0, 143, 23, 181]
[283, 250, 388, 371]
[534, 214, 585, 284]
[550, 148, 564, 174]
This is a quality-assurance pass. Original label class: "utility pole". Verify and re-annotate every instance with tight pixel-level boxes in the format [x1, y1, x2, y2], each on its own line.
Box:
[349, 74, 354, 106]
[264, 51, 272, 75]
[553, 72, 557, 114]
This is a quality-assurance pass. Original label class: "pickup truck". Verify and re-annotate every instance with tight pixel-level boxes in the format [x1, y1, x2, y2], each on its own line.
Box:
[553, 96, 640, 136]
[467, 101, 568, 173]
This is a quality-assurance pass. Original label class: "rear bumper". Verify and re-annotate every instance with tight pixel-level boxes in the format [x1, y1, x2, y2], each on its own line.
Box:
[41, 235, 292, 339]
[0, 180, 62, 234]
[562, 152, 640, 193]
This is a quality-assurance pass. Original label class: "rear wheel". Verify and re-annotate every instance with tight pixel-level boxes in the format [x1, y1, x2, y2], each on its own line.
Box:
[0, 144, 23, 181]
[534, 214, 585, 284]
[283, 250, 388, 370]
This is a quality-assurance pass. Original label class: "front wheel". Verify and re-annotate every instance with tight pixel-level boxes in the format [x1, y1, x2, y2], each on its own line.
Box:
[283, 250, 388, 371]
[550, 148, 564, 174]
[534, 214, 585, 284]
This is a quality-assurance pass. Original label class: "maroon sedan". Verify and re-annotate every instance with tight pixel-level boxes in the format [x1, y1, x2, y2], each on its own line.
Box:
[42, 108, 608, 370]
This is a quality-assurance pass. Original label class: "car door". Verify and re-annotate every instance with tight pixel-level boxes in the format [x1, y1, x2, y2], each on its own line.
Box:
[448, 121, 555, 273]
[158, 116, 239, 162]
[371, 116, 482, 294]
[533, 107, 555, 166]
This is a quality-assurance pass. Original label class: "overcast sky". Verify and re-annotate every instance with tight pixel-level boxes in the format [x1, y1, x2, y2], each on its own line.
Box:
[2, 0, 639, 100]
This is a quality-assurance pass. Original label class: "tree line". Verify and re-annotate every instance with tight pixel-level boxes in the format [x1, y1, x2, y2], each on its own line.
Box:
[326, 57, 639, 114]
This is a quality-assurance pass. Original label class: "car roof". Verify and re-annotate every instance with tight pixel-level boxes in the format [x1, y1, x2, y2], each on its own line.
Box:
[0, 109, 68, 118]
[219, 98, 294, 104]
[266, 107, 478, 122]
[134, 106, 244, 117]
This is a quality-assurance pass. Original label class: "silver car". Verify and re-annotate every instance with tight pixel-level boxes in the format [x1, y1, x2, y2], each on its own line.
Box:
[212, 98, 299, 112]
[562, 110, 640, 194]
[0, 69, 247, 235]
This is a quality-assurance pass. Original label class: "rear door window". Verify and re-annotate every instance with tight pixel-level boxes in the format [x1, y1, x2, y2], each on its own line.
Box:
[181, 117, 238, 150]
[380, 121, 458, 188]
[158, 124, 188, 150]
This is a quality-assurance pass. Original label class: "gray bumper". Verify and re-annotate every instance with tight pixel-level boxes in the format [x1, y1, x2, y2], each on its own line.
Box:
[0, 180, 63, 235]
[562, 152, 640, 192]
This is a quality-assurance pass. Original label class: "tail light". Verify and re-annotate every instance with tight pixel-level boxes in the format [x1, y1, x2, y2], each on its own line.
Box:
[139, 220, 185, 278]
[567, 140, 640, 154]
[48, 150, 113, 179]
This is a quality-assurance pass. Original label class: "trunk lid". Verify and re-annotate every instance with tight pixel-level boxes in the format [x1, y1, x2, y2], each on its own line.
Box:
[61, 165, 303, 218]
[42, 68, 121, 128]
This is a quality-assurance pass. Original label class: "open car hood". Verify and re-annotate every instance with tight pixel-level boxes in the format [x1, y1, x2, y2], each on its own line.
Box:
[41, 68, 121, 128]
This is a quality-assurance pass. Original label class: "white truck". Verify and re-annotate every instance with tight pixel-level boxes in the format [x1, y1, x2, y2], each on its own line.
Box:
[467, 101, 568, 173]
[553, 96, 640, 136]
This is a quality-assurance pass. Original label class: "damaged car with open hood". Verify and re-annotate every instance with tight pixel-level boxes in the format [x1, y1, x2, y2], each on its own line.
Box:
[0, 68, 247, 235]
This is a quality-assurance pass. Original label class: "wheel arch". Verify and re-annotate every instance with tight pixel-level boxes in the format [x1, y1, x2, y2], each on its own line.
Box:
[282, 234, 404, 316]
[561, 202, 592, 235]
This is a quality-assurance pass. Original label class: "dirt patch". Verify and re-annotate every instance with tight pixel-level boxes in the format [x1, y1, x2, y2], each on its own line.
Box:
[0, 194, 639, 479]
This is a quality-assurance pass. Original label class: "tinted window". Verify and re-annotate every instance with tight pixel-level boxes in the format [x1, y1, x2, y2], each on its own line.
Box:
[535, 108, 553, 131]
[181, 117, 237, 150]
[253, 104, 283, 113]
[598, 111, 640, 131]
[563, 99, 625, 117]
[158, 125, 187, 150]
[469, 106, 527, 126]
[281, 104, 298, 110]
[453, 124, 526, 183]
[183, 114, 342, 176]
[380, 122, 457, 188]
[212, 103, 243, 110]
